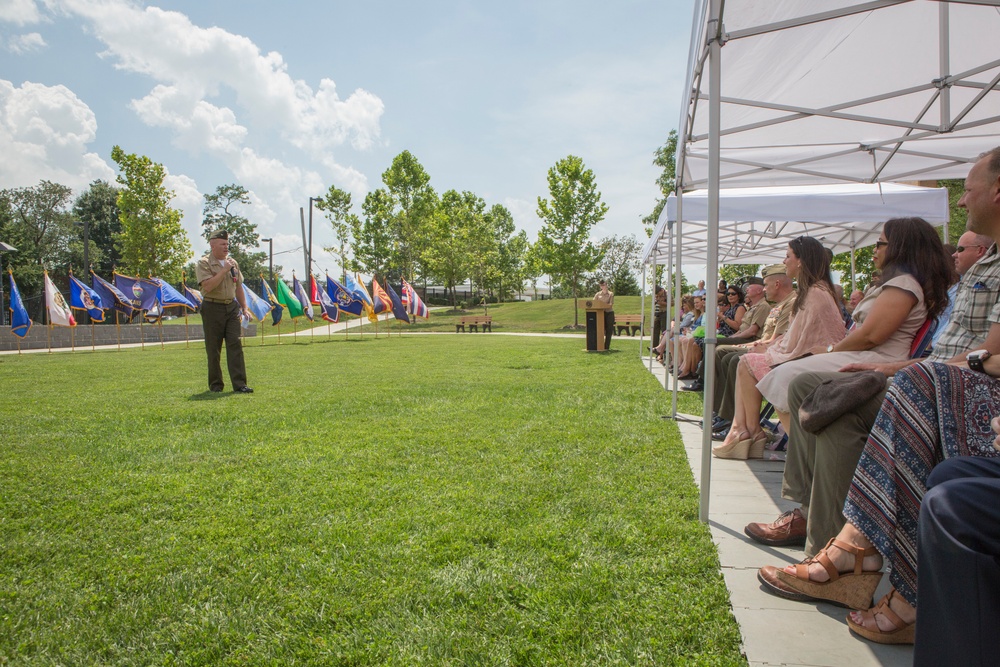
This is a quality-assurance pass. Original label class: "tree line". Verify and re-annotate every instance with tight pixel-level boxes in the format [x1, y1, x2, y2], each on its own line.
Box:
[1, 147, 654, 323]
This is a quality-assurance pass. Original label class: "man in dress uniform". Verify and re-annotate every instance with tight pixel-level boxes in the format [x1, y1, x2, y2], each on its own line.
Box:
[195, 229, 253, 393]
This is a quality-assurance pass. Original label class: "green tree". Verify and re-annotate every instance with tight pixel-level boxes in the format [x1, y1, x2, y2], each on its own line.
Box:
[424, 190, 475, 307]
[536, 155, 608, 327]
[72, 179, 120, 278]
[830, 246, 876, 293]
[351, 189, 395, 280]
[494, 221, 529, 301]
[382, 151, 437, 281]
[0, 181, 77, 314]
[644, 130, 678, 237]
[522, 242, 544, 301]
[719, 264, 762, 287]
[316, 184, 357, 283]
[110, 146, 192, 283]
[940, 178, 967, 246]
[201, 184, 266, 280]
[595, 234, 642, 296]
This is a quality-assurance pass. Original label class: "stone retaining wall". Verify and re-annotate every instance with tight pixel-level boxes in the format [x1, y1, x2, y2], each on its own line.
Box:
[0, 322, 256, 352]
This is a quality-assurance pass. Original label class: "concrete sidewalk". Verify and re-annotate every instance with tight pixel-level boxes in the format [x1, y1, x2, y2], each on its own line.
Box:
[644, 356, 913, 667]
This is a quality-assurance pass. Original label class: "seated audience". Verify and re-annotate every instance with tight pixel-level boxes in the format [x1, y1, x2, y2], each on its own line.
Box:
[713, 236, 845, 459]
[753, 145, 1000, 646]
[746, 225, 993, 557]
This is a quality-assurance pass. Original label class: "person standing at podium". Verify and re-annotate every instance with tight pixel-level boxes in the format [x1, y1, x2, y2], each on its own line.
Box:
[594, 279, 615, 350]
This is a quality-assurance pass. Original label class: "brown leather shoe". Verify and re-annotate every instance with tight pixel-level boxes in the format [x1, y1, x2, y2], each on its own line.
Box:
[745, 508, 806, 547]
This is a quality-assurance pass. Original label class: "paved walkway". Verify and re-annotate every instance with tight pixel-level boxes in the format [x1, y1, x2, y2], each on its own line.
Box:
[643, 357, 913, 667]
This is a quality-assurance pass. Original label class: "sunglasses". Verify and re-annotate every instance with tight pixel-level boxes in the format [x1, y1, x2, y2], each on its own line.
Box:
[726, 291, 738, 296]
[957, 244, 985, 253]
[875, 240, 889, 249]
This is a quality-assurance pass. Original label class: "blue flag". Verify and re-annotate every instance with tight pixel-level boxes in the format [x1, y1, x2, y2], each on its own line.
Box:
[386, 283, 410, 323]
[317, 276, 340, 322]
[114, 273, 160, 313]
[343, 273, 373, 308]
[91, 272, 136, 317]
[327, 277, 365, 316]
[8, 271, 32, 338]
[183, 285, 203, 309]
[151, 278, 196, 311]
[242, 283, 273, 322]
[260, 279, 284, 326]
[69, 274, 105, 321]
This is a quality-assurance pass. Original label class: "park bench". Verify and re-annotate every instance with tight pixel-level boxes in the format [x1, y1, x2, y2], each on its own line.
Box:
[456, 316, 493, 333]
[614, 314, 644, 336]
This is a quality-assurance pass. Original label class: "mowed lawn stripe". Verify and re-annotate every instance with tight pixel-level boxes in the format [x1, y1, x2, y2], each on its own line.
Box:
[0, 335, 742, 666]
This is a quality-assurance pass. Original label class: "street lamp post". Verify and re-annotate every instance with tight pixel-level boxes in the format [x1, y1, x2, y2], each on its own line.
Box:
[260, 237, 274, 285]
[308, 196, 321, 281]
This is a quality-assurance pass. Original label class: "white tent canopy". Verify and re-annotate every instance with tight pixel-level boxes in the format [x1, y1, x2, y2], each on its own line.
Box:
[678, 1, 1000, 189]
[642, 183, 950, 265]
[664, 0, 1000, 523]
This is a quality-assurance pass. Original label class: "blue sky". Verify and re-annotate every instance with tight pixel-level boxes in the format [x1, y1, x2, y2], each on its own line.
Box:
[0, 0, 693, 275]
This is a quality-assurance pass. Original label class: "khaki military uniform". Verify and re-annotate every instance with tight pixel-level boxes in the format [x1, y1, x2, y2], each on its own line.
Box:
[195, 253, 248, 392]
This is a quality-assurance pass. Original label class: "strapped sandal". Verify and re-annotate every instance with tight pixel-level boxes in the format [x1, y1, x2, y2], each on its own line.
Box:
[773, 537, 882, 610]
[847, 589, 915, 645]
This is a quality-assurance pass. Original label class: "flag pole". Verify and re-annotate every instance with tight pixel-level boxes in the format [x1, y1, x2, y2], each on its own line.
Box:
[139, 312, 145, 350]
[182, 271, 189, 349]
[71, 321, 75, 353]
[48, 323, 52, 354]
[91, 319, 95, 352]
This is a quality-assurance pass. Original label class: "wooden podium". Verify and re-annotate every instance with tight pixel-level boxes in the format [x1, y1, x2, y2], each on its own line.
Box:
[583, 300, 611, 352]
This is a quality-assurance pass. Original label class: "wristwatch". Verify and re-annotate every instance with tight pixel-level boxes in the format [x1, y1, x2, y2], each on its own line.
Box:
[967, 349, 992, 373]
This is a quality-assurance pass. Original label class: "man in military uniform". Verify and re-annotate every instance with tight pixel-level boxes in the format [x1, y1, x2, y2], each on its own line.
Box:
[195, 229, 253, 393]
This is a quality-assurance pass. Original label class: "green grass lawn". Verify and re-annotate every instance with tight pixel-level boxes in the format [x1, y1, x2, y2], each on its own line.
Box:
[0, 334, 737, 666]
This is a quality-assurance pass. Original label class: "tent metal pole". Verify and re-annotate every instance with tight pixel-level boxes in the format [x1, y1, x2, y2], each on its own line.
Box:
[641, 257, 648, 365]
[672, 200, 683, 414]
[851, 229, 857, 292]
[700, 0, 723, 524]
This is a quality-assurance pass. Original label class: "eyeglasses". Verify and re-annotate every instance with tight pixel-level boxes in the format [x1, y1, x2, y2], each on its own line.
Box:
[875, 240, 889, 249]
[957, 244, 985, 253]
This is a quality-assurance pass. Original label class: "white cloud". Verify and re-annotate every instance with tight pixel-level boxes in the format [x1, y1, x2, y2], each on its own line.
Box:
[0, 0, 43, 25]
[162, 170, 204, 257]
[54, 0, 384, 160]
[7, 31, 46, 54]
[0, 79, 114, 191]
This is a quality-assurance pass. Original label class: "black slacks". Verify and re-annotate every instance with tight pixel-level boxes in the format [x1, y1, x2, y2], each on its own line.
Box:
[915, 456, 1000, 667]
[202, 300, 247, 391]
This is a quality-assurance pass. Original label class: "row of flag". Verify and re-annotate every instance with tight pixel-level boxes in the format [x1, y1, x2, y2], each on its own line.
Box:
[242, 272, 429, 329]
[6, 268, 429, 339]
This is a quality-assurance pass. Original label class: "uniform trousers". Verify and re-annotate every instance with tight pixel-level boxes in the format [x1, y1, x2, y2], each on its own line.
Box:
[915, 457, 1000, 667]
[783, 371, 886, 557]
[202, 300, 247, 391]
[713, 346, 748, 421]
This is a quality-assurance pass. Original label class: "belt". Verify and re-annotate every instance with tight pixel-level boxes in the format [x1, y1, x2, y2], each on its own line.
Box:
[203, 297, 234, 304]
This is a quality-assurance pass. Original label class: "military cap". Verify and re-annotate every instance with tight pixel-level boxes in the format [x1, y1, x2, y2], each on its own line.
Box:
[761, 264, 786, 277]
[209, 229, 229, 240]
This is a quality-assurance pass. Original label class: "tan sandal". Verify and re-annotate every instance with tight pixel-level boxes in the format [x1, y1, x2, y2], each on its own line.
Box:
[847, 589, 915, 645]
[773, 537, 882, 610]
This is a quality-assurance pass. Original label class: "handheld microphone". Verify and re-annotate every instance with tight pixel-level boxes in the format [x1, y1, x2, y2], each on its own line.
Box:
[230, 264, 237, 282]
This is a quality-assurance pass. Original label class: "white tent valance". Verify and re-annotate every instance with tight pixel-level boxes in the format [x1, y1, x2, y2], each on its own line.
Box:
[678, 0, 1000, 190]
[641, 183, 950, 265]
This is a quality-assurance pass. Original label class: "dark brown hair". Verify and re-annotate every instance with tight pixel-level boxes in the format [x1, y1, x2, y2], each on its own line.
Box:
[788, 236, 836, 315]
[879, 217, 953, 320]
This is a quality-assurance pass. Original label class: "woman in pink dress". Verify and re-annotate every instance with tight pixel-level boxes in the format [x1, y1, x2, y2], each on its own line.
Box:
[713, 236, 846, 460]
